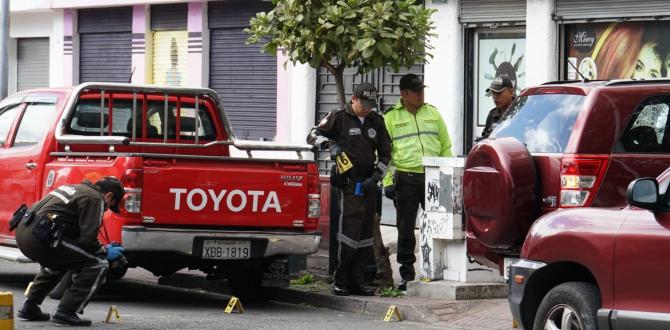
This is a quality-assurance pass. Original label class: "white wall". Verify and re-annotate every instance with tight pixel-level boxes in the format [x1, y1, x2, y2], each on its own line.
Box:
[525, 0, 558, 85]
[425, 0, 464, 156]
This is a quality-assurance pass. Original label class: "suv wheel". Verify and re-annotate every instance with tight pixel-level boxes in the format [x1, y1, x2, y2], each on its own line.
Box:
[533, 282, 600, 330]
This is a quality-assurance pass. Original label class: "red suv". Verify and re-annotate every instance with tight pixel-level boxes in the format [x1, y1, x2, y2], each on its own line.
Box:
[464, 80, 670, 272]
[508, 168, 670, 329]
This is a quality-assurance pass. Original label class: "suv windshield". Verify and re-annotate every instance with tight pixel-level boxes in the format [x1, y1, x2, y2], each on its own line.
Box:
[491, 94, 586, 153]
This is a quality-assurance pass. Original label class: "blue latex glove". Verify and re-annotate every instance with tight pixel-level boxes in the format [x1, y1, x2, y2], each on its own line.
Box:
[105, 244, 125, 261]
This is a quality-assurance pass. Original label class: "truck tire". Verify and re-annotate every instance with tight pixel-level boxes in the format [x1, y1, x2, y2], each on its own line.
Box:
[532, 282, 600, 330]
[227, 268, 278, 302]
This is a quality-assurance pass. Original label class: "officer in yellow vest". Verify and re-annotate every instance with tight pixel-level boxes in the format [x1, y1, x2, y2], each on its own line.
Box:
[382, 74, 453, 290]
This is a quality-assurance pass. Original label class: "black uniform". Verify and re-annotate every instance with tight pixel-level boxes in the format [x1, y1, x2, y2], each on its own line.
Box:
[16, 180, 109, 315]
[481, 106, 503, 139]
[307, 103, 391, 289]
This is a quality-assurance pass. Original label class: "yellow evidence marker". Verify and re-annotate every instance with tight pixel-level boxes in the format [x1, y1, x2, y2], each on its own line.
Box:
[0, 292, 13, 330]
[105, 305, 122, 324]
[335, 152, 353, 174]
[383, 305, 402, 322]
[224, 297, 244, 314]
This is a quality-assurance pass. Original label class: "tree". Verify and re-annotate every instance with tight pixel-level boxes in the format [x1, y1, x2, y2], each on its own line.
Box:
[245, 0, 437, 108]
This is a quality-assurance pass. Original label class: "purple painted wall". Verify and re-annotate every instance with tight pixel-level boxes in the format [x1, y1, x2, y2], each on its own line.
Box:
[62, 9, 74, 85]
[187, 2, 203, 86]
[131, 5, 147, 84]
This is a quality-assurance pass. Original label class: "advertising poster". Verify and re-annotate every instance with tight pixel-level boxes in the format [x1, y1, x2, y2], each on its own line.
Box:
[566, 22, 670, 80]
[477, 36, 526, 126]
[153, 30, 188, 86]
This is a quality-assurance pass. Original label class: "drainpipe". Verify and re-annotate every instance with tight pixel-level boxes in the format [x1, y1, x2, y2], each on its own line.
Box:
[0, 0, 8, 99]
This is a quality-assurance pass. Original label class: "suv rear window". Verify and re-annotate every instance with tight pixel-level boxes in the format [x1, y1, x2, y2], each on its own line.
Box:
[490, 94, 586, 153]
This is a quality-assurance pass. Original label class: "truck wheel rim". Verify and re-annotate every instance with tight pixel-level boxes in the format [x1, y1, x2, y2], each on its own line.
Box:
[544, 304, 583, 330]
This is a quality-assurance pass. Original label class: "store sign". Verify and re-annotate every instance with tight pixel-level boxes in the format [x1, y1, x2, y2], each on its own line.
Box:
[572, 28, 596, 53]
[566, 22, 670, 80]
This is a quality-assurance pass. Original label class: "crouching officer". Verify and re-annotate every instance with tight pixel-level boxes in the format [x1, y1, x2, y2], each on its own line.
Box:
[14, 176, 126, 326]
[307, 83, 391, 296]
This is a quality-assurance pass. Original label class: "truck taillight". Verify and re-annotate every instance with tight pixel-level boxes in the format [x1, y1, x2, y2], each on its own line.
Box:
[559, 155, 609, 207]
[305, 163, 321, 231]
[121, 169, 143, 214]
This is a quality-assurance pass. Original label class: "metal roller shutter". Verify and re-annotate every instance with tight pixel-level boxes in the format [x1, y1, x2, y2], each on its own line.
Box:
[315, 65, 423, 175]
[17, 38, 49, 91]
[78, 7, 132, 83]
[151, 3, 188, 31]
[208, 1, 276, 141]
[460, 0, 526, 24]
[555, 0, 670, 22]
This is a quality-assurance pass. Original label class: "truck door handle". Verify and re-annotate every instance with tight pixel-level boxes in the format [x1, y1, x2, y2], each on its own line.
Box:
[25, 162, 37, 170]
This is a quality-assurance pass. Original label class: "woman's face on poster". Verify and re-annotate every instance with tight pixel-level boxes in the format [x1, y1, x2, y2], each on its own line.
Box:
[632, 42, 662, 79]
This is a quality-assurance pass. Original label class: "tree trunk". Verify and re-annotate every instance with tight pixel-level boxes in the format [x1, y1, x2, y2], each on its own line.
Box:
[325, 63, 347, 108]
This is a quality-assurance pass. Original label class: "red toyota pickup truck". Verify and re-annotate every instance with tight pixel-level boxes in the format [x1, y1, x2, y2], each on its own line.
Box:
[0, 83, 321, 300]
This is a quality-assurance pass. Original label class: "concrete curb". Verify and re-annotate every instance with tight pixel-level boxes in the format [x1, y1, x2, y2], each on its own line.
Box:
[275, 288, 440, 323]
[155, 271, 439, 323]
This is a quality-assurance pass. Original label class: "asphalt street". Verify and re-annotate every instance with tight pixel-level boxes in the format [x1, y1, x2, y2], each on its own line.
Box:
[0, 260, 435, 329]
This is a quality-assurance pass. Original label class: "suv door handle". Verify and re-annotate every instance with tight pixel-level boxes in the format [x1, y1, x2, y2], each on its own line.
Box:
[25, 162, 37, 170]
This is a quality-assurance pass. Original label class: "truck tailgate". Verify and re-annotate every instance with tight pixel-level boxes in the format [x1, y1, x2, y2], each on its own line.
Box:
[141, 159, 309, 228]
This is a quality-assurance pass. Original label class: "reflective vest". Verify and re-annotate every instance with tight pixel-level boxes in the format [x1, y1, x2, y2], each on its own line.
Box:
[382, 101, 452, 187]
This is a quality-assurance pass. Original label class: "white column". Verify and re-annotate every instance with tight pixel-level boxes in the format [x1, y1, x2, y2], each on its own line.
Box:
[425, 0, 464, 156]
[50, 10, 64, 88]
[526, 0, 558, 86]
[289, 62, 316, 152]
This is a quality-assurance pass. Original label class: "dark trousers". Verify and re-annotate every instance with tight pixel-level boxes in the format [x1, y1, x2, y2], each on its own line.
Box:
[15, 220, 108, 314]
[395, 171, 425, 281]
[334, 179, 375, 287]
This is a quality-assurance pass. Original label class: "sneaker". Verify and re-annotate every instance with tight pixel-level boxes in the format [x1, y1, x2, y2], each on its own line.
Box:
[348, 285, 375, 296]
[51, 308, 92, 327]
[398, 279, 408, 291]
[332, 285, 349, 296]
[17, 300, 50, 321]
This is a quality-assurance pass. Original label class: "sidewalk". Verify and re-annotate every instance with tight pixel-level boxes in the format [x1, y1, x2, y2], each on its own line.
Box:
[149, 223, 515, 329]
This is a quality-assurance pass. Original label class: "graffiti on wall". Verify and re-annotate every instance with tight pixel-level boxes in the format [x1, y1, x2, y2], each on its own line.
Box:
[153, 30, 188, 86]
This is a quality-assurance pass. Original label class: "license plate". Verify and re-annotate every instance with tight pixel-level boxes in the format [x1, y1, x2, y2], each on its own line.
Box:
[202, 240, 250, 259]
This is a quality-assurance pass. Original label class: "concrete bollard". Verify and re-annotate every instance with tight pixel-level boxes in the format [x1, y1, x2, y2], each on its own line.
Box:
[0, 292, 13, 330]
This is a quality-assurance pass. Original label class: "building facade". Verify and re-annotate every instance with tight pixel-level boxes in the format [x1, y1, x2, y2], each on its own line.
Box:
[7, 0, 670, 160]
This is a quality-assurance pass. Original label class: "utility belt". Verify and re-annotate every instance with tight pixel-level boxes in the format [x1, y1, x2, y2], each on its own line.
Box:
[330, 165, 375, 188]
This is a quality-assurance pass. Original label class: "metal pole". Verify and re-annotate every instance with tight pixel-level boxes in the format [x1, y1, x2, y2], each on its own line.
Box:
[0, 0, 8, 100]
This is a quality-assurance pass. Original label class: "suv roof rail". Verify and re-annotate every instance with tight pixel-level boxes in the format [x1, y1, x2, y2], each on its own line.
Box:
[541, 80, 580, 85]
[603, 78, 670, 86]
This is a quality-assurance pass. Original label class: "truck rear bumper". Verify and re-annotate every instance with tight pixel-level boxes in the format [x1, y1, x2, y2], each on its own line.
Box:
[121, 226, 321, 258]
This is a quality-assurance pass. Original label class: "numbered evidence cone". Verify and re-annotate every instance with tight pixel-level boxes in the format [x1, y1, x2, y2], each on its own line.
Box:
[383, 305, 402, 322]
[105, 305, 121, 324]
[0, 292, 13, 330]
[224, 297, 244, 314]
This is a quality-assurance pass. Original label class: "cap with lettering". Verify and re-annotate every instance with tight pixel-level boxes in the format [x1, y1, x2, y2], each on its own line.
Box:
[486, 74, 516, 96]
[353, 82, 379, 110]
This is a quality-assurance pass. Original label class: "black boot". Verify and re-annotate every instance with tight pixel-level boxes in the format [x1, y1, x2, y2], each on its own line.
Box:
[51, 306, 92, 327]
[17, 299, 50, 321]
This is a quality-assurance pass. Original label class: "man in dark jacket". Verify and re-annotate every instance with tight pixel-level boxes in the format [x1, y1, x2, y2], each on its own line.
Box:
[480, 74, 516, 139]
[15, 176, 126, 326]
[307, 83, 391, 296]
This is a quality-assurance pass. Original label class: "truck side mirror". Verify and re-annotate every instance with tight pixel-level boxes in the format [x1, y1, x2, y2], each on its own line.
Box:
[626, 178, 659, 210]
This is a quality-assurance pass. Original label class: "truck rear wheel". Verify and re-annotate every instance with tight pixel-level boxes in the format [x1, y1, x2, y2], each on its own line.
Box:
[532, 282, 600, 330]
[227, 268, 278, 302]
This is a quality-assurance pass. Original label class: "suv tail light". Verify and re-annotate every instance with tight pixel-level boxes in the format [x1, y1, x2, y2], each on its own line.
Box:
[560, 155, 609, 207]
[305, 163, 321, 231]
[121, 169, 143, 214]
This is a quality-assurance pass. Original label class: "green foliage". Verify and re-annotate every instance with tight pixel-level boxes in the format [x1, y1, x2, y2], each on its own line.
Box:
[245, 0, 437, 106]
[380, 286, 404, 298]
[290, 273, 316, 285]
